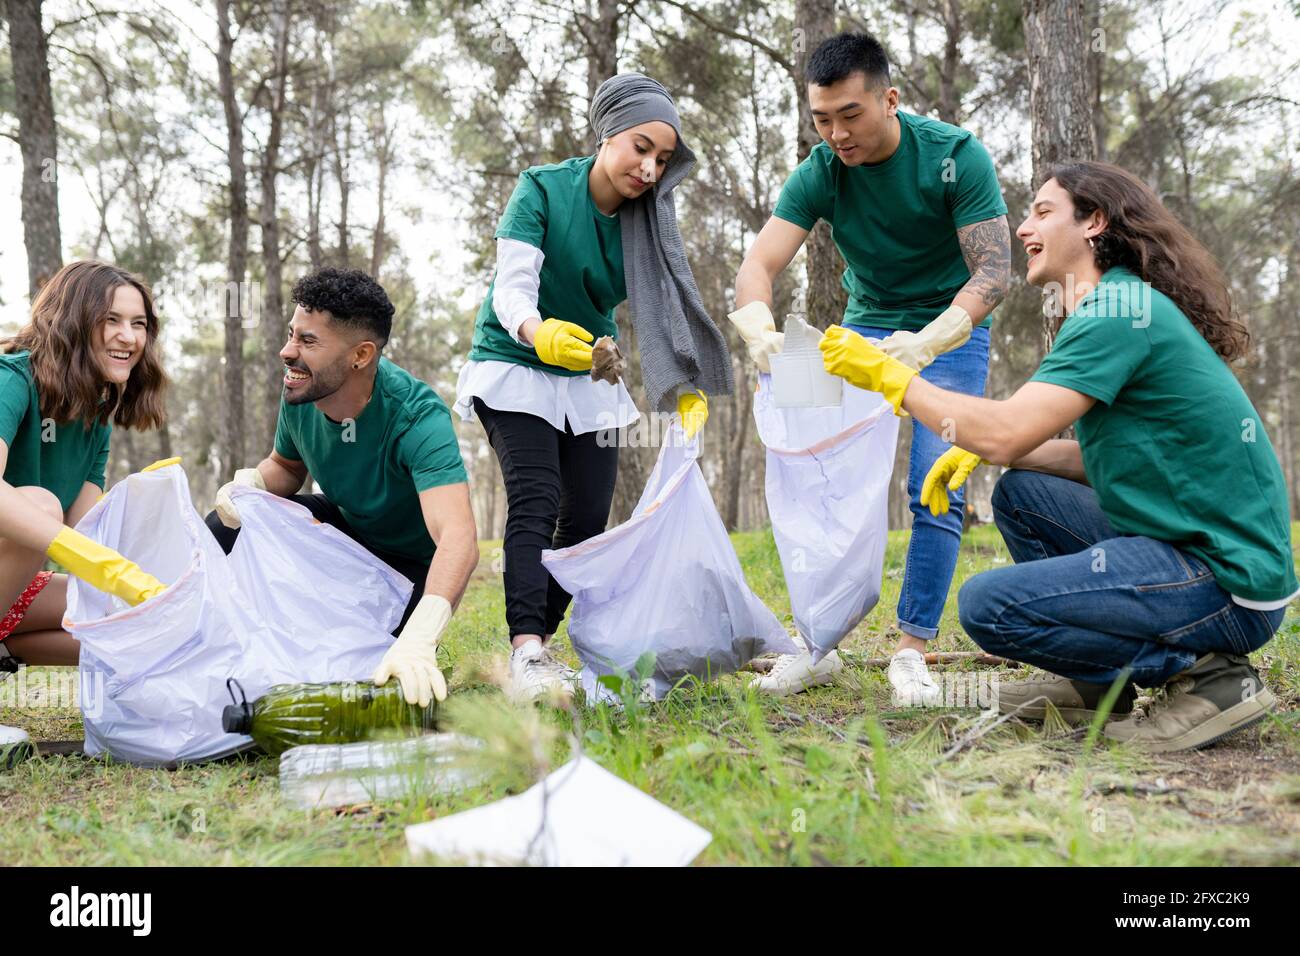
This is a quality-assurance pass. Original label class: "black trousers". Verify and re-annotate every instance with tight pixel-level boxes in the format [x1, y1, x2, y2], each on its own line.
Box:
[203, 494, 430, 635]
[473, 397, 618, 639]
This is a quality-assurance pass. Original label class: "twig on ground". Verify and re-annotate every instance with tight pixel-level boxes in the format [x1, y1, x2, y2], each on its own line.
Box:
[744, 651, 1021, 674]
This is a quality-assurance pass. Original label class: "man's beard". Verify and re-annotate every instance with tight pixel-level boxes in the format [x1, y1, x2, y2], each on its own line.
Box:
[284, 357, 349, 405]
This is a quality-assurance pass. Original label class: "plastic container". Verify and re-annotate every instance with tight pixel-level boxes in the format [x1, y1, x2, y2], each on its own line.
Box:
[221, 679, 438, 756]
[769, 316, 843, 408]
[279, 734, 484, 809]
[0, 724, 34, 771]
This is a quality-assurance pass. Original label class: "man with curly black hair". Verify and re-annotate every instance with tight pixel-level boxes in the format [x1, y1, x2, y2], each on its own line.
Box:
[205, 267, 478, 709]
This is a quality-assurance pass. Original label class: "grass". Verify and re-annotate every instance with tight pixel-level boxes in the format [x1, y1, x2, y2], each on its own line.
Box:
[3, 526, 1299, 866]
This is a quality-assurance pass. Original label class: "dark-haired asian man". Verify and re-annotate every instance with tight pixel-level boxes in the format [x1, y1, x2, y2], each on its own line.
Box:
[206, 268, 478, 708]
[733, 32, 1011, 702]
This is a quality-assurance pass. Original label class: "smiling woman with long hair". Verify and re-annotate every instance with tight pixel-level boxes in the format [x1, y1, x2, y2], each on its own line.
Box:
[0, 260, 170, 695]
[816, 159, 1296, 754]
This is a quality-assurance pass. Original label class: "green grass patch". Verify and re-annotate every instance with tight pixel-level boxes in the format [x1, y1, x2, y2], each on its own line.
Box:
[3, 527, 1298, 865]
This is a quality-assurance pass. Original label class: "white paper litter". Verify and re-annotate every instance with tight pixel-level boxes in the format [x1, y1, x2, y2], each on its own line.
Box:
[405, 756, 712, 866]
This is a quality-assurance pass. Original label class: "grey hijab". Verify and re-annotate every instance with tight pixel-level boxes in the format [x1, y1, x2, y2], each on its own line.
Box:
[589, 73, 734, 412]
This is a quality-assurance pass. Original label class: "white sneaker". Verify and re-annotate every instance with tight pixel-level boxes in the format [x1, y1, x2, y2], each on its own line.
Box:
[749, 636, 843, 696]
[1, 724, 34, 770]
[888, 647, 941, 707]
[508, 639, 576, 705]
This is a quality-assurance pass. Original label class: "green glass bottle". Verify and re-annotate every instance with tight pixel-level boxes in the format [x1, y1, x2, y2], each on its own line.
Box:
[221, 680, 437, 756]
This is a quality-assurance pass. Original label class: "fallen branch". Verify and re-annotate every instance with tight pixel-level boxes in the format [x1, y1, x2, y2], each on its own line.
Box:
[744, 651, 1021, 674]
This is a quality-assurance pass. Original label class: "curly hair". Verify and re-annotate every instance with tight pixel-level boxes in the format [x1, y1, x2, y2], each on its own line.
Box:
[1049, 161, 1249, 363]
[2, 260, 168, 430]
[291, 268, 395, 347]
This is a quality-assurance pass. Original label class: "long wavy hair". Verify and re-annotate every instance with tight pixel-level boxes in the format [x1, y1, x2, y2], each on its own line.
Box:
[1, 260, 168, 429]
[1049, 161, 1249, 363]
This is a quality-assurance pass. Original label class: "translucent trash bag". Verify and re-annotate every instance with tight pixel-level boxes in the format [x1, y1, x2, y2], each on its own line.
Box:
[65, 464, 411, 766]
[542, 426, 796, 698]
[753, 375, 899, 662]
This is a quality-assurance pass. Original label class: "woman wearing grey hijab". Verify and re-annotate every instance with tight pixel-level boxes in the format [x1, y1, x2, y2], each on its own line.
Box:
[455, 72, 733, 703]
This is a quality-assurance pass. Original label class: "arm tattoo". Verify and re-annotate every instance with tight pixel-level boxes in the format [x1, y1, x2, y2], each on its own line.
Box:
[956, 215, 1012, 308]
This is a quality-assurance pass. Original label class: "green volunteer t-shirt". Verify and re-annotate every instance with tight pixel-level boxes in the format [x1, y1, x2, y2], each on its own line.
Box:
[1031, 267, 1298, 603]
[273, 357, 468, 564]
[773, 110, 1008, 332]
[468, 154, 625, 375]
[0, 350, 111, 511]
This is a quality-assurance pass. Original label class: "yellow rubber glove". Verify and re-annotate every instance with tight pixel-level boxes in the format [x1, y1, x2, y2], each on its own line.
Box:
[214, 467, 267, 530]
[677, 390, 708, 440]
[726, 301, 785, 373]
[533, 318, 594, 372]
[875, 305, 972, 372]
[920, 446, 987, 517]
[819, 325, 918, 414]
[141, 457, 182, 472]
[373, 594, 452, 707]
[46, 526, 167, 606]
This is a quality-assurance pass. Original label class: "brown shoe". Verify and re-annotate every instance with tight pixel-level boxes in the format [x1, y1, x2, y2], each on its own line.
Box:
[997, 672, 1136, 726]
[1103, 653, 1276, 753]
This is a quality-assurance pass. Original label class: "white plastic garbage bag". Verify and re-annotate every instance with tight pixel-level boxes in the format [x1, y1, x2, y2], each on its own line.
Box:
[65, 464, 412, 766]
[754, 375, 899, 662]
[542, 426, 796, 698]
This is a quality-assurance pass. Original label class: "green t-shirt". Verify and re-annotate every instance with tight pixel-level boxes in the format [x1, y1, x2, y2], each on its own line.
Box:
[0, 350, 111, 511]
[1031, 267, 1298, 603]
[273, 357, 469, 564]
[468, 155, 625, 375]
[773, 110, 1008, 332]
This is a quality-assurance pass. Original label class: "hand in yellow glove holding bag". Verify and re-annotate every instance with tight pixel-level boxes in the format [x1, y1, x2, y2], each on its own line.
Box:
[677, 389, 708, 440]
[46, 527, 167, 606]
[532, 318, 594, 372]
[818, 325, 918, 414]
[920, 446, 988, 517]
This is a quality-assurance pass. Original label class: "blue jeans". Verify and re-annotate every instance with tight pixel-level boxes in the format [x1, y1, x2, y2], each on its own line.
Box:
[958, 470, 1285, 686]
[846, 323, 991, 640]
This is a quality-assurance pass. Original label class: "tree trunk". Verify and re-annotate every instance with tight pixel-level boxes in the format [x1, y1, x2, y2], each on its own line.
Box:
[721, 362, 753, 531]
[334, 107, 352, 267]
[794, 0, 845, 330]
[260, 0, 291, 451]
[6, 0, 63, 296]
[1024, 0, 1096, 188]
[936, 0, 963, 125]
[157, 419, 174, 460]
[1023, 0, 1097, 356]
[370, 102, 391, 278]
[217, 0, 248, 480]
[1279, 250, 1298, 517]
[608, 309, 652, 525]
[305, 32, 331, 270]
[1087, 0, 1105, 160]
[584, 0, 619, 108]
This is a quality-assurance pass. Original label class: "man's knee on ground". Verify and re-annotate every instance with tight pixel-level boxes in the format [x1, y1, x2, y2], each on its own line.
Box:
[990, 468, 1034, 522]
[957, 571, 1010, 653]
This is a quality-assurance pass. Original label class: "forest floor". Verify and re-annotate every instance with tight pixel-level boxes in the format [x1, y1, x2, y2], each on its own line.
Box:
[3, 525, 1299, 865]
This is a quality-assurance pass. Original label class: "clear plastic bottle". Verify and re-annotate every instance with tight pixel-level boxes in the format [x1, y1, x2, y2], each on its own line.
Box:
[278, 734, 483, 809]
[221, 679, 437, 755]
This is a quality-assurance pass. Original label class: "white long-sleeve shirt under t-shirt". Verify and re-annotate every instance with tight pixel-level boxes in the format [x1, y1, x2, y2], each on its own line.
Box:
[454, 237, 641, 435]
